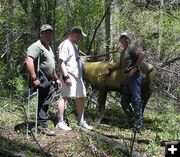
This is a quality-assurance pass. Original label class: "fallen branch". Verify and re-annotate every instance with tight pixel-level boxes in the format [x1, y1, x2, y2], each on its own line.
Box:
[157, 67, 180, 76]
[161, 56, 180, 67]
[164, 90, 179, 100]
[80, 128, 147, 157]
[153, 86, 179, 101]
[88, 142, 109, 157]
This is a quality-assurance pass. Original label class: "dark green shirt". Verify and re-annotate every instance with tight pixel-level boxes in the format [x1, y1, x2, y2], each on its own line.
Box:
[120, 45, 142, 73]
[27, 40, 55, 78]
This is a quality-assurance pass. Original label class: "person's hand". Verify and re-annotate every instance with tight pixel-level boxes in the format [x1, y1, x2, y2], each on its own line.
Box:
[106, 67, 112, 77]
[65, 78, 72, 86]
[62, 75, 72, 86]
[55, 79, 62, 89]
[33, 79, 41, 87]
[128, 67, 137, 77]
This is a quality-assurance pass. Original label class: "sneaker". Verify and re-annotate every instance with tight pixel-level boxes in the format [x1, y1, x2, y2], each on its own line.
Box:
[56, 121, 72, 131]
[37, 126, 56, 136]
[78, 121, 93, 130]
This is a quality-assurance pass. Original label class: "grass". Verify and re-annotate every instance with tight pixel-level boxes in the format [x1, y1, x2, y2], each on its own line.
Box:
[0, 93, 179, 157]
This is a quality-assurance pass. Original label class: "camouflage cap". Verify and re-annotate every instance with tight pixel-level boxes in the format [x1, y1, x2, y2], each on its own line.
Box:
[40, 24, 53, 32]
[119, 32, 130, 40]
[71, 26, 87, 37]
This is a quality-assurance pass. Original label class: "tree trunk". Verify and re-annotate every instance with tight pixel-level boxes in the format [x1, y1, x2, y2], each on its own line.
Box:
[52, 0, 57, 52]
[80, 128, 147, 157]
[105, 0, 111, 61]
[158, 29, 163, 58]
[6, 0, 14, 69]
[158, 11, 163, 58]
[31, 0, 41, 34]
[43, 0, 57, 51]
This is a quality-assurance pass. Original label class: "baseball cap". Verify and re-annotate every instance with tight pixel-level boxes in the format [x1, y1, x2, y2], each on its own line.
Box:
[119, 32, 130, 40]
[71, 26, 87, 37]
[40, 24, 53, 32]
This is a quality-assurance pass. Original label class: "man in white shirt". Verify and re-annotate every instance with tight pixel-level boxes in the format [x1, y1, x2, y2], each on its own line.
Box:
[56, 26, 93, 131]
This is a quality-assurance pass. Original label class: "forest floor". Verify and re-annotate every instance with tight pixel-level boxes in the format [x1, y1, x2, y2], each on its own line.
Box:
[0, 93, 179, 157]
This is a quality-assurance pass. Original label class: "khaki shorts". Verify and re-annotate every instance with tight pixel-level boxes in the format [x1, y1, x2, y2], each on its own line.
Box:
[60, 74, 86, 98]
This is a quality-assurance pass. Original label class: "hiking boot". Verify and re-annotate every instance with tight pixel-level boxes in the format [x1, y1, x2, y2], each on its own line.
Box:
[78, 121, 93, 130]
[132, 121, 142, 133]
[37, 126, 56, 136]
[56, 121, 72, 131]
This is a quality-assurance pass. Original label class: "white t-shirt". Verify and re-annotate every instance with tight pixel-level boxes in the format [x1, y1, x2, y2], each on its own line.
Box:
[58, 39, 82, 77]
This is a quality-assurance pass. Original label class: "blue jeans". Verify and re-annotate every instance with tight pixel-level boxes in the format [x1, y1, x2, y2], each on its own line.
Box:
[121, 71, 143, 129]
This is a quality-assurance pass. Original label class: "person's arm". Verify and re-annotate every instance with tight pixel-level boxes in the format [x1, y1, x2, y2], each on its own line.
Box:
[106, 63, 121, 76]
[52, 69, 59, 81]
[52, 69, 62, 89]
[109, 63, 121, 71]
[133, 50, 145, 68]
[58, 41, 72, 86]
[59, 59, 72, 86]
[25, 56, 36, 79]
[59, 59, 68, 76]
[25, 56, 40, 86]
[128, 50, 145, 77]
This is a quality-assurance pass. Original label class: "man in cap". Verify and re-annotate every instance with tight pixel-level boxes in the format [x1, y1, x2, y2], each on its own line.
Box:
[56, 26, 93, 131]
[25, 24, 61, 136]
[107, 32, 145, 131]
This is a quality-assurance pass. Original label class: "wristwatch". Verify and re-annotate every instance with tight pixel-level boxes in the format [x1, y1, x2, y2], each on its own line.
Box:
[32, 76, 38, 81]
[62, 75, 70, 82]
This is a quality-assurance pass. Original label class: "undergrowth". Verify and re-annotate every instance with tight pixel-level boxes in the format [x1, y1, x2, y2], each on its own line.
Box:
[0, 93, 179, 157]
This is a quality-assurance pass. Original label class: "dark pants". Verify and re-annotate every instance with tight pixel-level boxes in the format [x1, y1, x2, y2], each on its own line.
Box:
[121, 71, 143, 129]
[37, 74, 54, 128]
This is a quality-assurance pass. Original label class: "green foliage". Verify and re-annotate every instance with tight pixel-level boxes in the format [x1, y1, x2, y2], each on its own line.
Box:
[0, 61, 6, 83]
[55, 0, 104, 52]
[114, 2, 180, 60]
[0, 86, 180, 156]
[0, 61, 8, 96]
[1, 0, 178, 98]
[0, 1, 179, 157]
[11, 76, 26, 96]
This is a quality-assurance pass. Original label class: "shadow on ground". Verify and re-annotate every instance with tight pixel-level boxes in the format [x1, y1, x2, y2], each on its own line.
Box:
[85, 107, 164, 132]
[0, 133, 50, 157]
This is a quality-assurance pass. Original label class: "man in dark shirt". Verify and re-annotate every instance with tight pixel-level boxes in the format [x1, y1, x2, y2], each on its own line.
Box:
[107, 32, 145, 131]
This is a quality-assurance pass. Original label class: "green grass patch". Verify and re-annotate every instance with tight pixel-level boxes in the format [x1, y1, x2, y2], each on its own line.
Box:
[0, 95, 179, 157]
